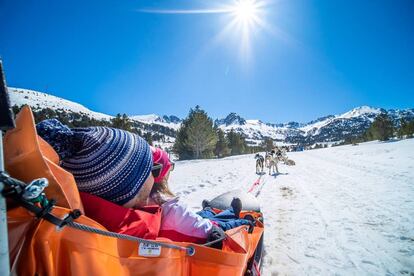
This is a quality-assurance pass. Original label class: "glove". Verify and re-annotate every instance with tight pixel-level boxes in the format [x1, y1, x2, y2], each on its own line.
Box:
[206, 226, 225, 249]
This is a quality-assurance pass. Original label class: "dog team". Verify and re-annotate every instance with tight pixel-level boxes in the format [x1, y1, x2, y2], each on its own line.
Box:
[255, 146, 295, 175]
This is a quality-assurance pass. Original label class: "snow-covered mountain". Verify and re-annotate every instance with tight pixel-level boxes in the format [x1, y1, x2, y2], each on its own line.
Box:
[214, 107, 414, 145]
[130, 114, 182, 130]
[8, 87, 414, 145]
[294, 106, 414, 144]
[9, 87, 183, 129]
[8, 87, 179, 146]
[214, 112, 247, 126]
[216, 117, 303, 144]
[299, 106, 382, 135]
[9, 87, 112, 120]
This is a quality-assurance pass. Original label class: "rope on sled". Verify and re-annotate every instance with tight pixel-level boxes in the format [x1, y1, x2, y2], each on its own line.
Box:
[65, 221, 195, 256]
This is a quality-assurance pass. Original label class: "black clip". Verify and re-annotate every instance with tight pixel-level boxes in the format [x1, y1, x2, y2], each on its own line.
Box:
[58, 209, 82, 228]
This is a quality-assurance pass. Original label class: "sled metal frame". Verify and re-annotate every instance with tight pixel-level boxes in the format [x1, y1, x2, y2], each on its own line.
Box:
[0, 59, 15, 276]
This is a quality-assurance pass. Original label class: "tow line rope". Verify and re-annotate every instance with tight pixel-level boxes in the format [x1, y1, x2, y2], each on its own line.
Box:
[0, 172, 195, 256]
[247, 175, 263, 194]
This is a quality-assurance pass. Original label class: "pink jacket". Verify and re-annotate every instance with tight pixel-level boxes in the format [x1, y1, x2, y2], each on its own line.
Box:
[159, 198, 213, 244]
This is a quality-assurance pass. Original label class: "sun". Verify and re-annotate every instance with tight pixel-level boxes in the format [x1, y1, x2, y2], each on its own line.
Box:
[233, 0, 259, 23]
[137, 0, 271, 65]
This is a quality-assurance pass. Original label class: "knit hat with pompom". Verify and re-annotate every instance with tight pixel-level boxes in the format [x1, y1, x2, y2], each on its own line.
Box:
[36, 119, 152, 205]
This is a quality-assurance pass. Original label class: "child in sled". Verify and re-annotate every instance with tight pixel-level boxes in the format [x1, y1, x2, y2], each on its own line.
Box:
[36, 119, 251, 244]
[149, 147, 253, 243]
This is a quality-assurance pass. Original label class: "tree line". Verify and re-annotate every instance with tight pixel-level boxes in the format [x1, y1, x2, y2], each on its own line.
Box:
[173, 106, 274, 160]
[339, 113, 414, 145]
[14, 105, 413, 159]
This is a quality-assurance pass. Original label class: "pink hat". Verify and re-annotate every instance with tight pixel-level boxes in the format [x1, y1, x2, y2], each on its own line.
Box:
[151, 146, 172, 183]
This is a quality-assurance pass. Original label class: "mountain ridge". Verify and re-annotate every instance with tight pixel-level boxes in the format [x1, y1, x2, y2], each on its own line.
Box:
[8, 87, 414, 146]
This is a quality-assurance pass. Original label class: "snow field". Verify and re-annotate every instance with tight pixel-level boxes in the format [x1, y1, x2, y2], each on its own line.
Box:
[169, 139, 414, 275]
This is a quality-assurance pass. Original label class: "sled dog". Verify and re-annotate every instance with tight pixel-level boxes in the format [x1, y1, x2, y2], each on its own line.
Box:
[268, 151, 279, 175]
[265, 152, 272, 168]
[255, 153, 264, 174]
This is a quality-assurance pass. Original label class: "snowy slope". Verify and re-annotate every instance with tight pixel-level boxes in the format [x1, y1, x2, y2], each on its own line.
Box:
[300, 106, 382, 135]
[8, 87, 112, 120]
[215, 107, 414, 144]
[130, 114, 182, 130]
[219, 119, 302, 144]
[169, 139, 414, 275]
[8, 87, 180, 137]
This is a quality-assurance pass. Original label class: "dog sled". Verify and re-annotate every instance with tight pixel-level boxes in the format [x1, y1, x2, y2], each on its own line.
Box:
[0, 64, 264, 275]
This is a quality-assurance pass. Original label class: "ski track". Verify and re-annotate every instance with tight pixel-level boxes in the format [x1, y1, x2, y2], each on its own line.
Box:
[168, 140, 414, 275]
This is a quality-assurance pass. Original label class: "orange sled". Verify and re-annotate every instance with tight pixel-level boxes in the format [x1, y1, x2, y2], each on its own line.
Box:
[2, 106, 265, 276]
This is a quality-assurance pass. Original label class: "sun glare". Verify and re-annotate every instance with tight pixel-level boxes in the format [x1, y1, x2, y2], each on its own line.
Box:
[224, 0, 264, 64]
[137, 0, 273, 65]
[233, 0, 258, 23]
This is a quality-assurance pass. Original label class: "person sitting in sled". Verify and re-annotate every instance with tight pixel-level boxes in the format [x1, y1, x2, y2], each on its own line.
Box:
[36, 119, 162, 238]
[36, 119, 250, 244]
[149, 147, 254, 243]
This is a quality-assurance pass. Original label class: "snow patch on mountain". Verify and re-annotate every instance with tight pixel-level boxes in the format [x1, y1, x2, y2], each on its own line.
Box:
[130, 114, 182, 130]
[8, 87, 112, 120]
[215, 112, 247, 126]
[300, 106, 382, 135]
[218, 118, 302, 143]
[8, 87, 182, 130]
[339, 105, 382, 119]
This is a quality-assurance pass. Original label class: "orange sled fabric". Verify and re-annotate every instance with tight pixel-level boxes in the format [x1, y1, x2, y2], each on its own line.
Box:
[4, 106, 264, 276]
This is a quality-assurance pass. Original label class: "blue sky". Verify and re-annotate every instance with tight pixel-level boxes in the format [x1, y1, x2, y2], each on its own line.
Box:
[1, 0, 413, 123]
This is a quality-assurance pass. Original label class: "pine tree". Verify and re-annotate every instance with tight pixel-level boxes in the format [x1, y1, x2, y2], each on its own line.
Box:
[173, 115, 192, 160]
[173, 106, 217, 160]
[227, 129, 247, 155]
[111, 113, 132, 132]
[398, 118, 407, 139]
[214, 128, 230, 158]
[366, 113, 395, 141]
[185, 106, 217, 159]
[260, 137, 274, 151]
[407, 121, 414, 138]
[143, 132, 153, 145]
[399, 118, 414, 138]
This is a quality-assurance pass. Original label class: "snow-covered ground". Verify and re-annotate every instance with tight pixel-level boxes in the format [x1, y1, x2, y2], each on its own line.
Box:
[169, 139, 414, 275]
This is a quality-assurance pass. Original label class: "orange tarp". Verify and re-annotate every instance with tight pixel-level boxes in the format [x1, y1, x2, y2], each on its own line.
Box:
[4, 106, 264, 276]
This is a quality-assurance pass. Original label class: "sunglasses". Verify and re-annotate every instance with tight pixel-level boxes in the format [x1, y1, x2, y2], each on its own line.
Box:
[151, 163, 163, 178]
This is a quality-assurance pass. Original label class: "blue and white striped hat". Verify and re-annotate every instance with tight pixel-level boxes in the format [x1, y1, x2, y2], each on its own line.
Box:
[36, 119, 153, 205]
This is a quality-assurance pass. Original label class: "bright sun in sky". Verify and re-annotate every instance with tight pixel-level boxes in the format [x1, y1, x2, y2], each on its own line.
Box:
[138, 0, 269, 64]
[233, 0, 259, 23]
[225, 0, 265, 63]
